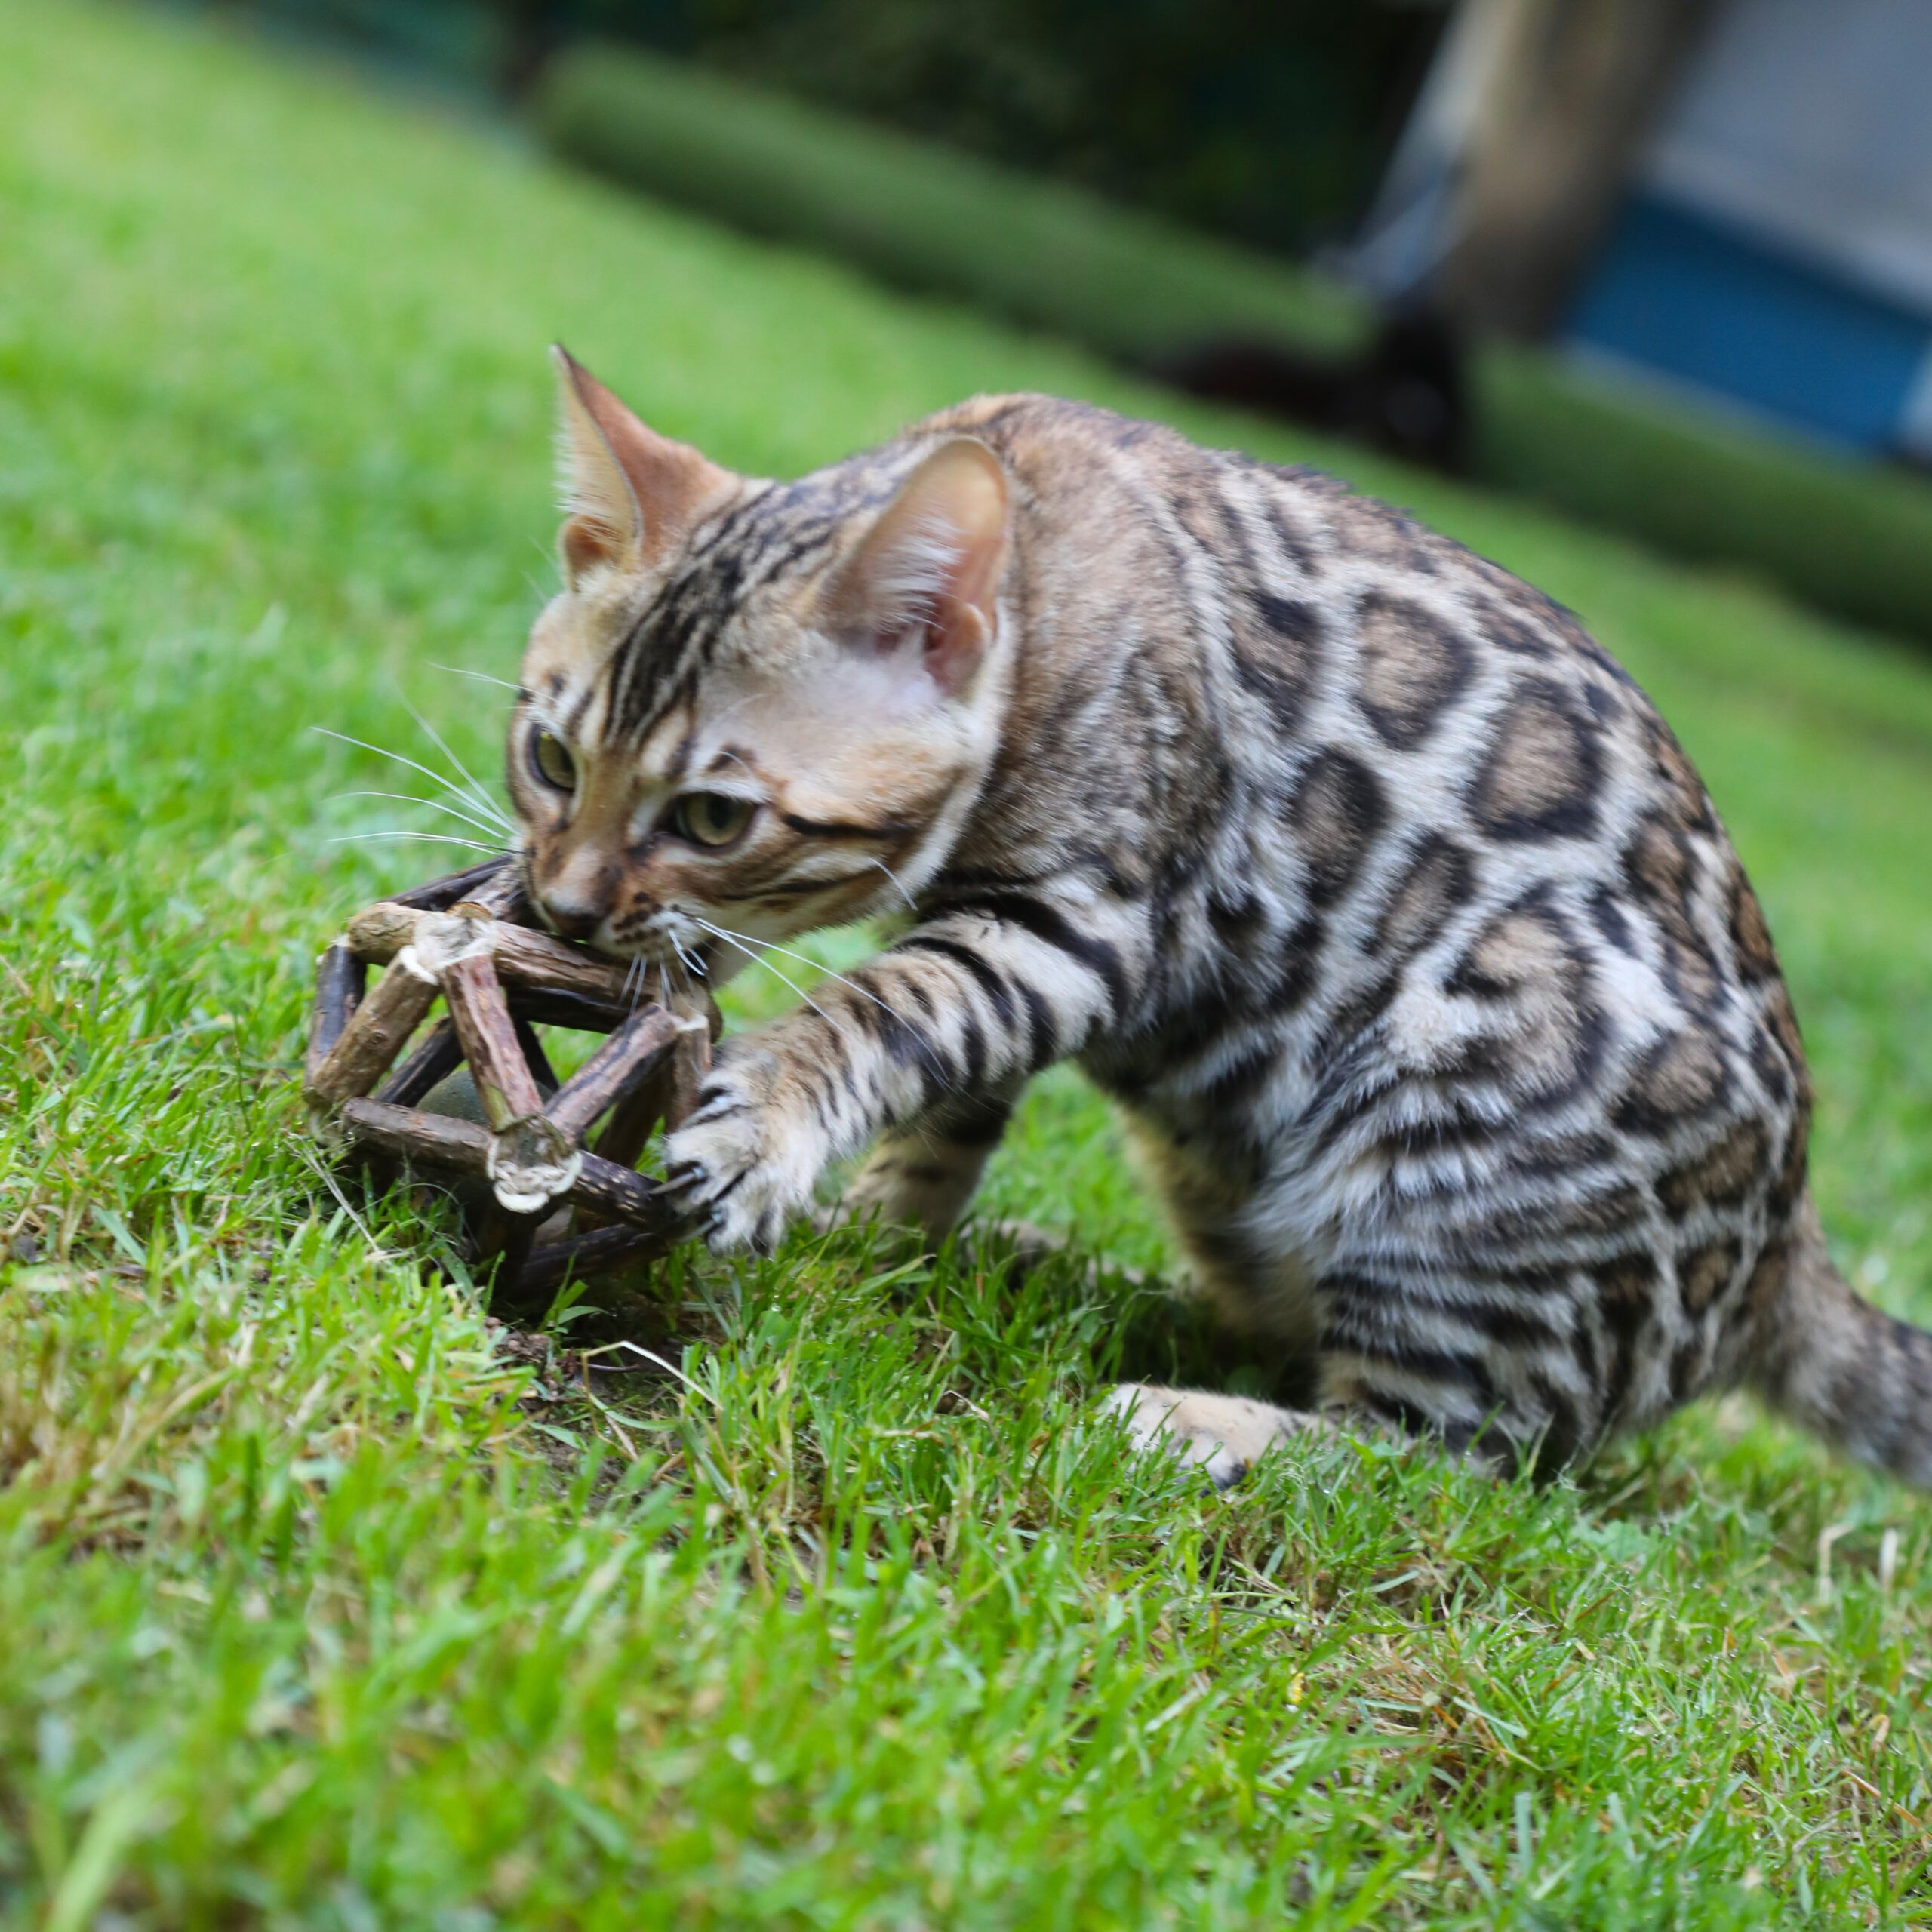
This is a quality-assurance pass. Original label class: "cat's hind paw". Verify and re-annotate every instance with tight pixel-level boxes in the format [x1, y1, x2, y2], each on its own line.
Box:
[1103, 1383, 1327, 1491]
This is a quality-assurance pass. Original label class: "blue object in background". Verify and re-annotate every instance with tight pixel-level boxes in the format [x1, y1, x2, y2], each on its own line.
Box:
[1570, 193, 1932, 453]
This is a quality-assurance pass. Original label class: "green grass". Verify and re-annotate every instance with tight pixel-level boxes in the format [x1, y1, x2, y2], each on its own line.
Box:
[539, 39, 1932, 653]
[2, 4, 1931, 1924]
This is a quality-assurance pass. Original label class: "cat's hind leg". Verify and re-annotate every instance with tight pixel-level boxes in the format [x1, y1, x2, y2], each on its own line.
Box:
[838, 1084, 1022, 1241]
[1103, 1171, 1335, 1485]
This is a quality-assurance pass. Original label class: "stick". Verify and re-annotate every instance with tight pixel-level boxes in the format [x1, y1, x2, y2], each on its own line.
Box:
[440, 954, 543, 1132]
[506, 985, 633, 1034]
[375, 1016, 462, 1107]
[518, 1222, 672, 1297]
[339, 1099, 684, 1238]
[488, 922, 640, 1003]
[340, 1096, 490, 1173]
[340, 1098, 575, 1220]
[592, 1088, 657, 1172]
[463, 863, 527, 921]
[343, 900, 429, 962]
[304, 945, 366, 1086]
[304, 952, 440, 1115]
[595, 987, 718, 1167]
[545, 1006, 682, 1142]
[468, 1201, 543, 1294]
[662, 1008, 714, 1131]
[346, 901, 634, 1006]
[485, 1113, 582, 1215]
[568, 1147, 685, 1232]
[511, 1013, 558, 1093]
[389, 855, 511, 911]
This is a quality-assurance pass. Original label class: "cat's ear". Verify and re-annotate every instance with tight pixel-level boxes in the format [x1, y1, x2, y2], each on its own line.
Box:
[827, 438, 1009, 697]
[550, 346, 732, 584]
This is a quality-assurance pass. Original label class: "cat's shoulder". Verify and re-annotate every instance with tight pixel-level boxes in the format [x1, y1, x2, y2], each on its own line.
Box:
[897, 394, 1620, 675]
[904, 392, 1208, 464]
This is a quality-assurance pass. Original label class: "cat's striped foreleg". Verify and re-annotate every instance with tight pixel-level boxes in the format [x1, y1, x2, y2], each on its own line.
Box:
[661, 900, 1131, 1254]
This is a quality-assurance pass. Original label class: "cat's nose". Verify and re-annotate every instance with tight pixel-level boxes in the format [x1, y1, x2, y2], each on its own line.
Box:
[540, 849, 615, 942]
[542, 891, 605, 942]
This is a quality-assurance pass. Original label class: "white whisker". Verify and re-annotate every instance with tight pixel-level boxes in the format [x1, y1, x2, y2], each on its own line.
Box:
[695, 924, 840, 1033]
[699, 694, 754, 735]
[400, 693, 509, 830]
[331, 789, 506, 838]
[669, 934, 708, 979]
[690, 917, 954, 1093]
[429, 662, 524, 694]
[691, 917, 895, 1018]
[863, 856, 920, 914]
[325, 831, 501, 853]
[311, 728, 513, 830]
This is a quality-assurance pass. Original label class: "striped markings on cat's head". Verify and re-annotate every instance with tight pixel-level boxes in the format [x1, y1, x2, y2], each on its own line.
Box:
[510, 349, 1011, 967]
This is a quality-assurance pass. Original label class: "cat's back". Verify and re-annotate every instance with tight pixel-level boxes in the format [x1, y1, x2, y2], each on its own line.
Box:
[925, 393, 1713, 903]
[925, 396, 1807, 1257]
[892, 397, 1814, 1444]
[922, 391, 1635, 734]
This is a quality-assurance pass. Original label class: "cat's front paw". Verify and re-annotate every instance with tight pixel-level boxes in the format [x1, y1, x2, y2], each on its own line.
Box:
[660, 1047, 823, 1255]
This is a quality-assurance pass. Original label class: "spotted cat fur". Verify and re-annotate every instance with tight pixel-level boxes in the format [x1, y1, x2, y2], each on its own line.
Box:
[507, 352, 1932, 1485]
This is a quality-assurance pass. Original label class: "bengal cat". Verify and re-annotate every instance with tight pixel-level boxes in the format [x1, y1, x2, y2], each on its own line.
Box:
[504, 348, 1932, 1487]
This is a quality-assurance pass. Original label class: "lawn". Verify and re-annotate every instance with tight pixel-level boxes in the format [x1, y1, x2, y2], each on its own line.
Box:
[2, 4, 1931, 1925]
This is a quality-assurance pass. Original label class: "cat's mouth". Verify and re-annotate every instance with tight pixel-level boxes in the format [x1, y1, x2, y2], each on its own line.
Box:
[592, 907, 706, 973]
[519, 870, 714, 983]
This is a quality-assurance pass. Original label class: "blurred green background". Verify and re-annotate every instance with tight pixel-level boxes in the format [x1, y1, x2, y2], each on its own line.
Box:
[171, 0, 1932, 650]
[4, 2, 1930, 1924]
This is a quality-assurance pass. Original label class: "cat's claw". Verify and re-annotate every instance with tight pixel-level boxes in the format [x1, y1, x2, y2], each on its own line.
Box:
[659, 1051, 822, 1255]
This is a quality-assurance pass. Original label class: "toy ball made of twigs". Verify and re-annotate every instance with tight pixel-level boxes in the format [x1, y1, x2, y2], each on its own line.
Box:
[300, 857, 718, 1297]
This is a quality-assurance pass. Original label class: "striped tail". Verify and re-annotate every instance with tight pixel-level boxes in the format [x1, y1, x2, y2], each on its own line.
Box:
[1753, 1198, 1932, 1487]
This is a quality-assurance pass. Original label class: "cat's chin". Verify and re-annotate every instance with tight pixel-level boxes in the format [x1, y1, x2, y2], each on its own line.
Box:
[591, 933, 737, 992]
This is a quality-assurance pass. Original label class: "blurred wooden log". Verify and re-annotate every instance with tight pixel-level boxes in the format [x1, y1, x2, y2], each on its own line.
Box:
[390, 855, 511, 911]
[1432, 0, 1718, 337]
[546, 1005, 681, 1142]
[375, 1016, 463, 1107]
[304, 944, 366, 1086]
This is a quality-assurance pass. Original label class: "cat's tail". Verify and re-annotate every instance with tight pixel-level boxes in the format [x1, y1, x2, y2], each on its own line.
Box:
[1751, 1196, 1932, 1486]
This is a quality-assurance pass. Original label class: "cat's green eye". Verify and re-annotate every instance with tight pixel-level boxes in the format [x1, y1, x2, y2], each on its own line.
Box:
[670, 791, 755, 849]
[530, 729, 577, 793]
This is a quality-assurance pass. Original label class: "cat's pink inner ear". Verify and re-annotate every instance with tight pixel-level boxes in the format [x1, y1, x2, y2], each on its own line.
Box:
[551, 346, 733, 582]
[831, 438, 1010, 697]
